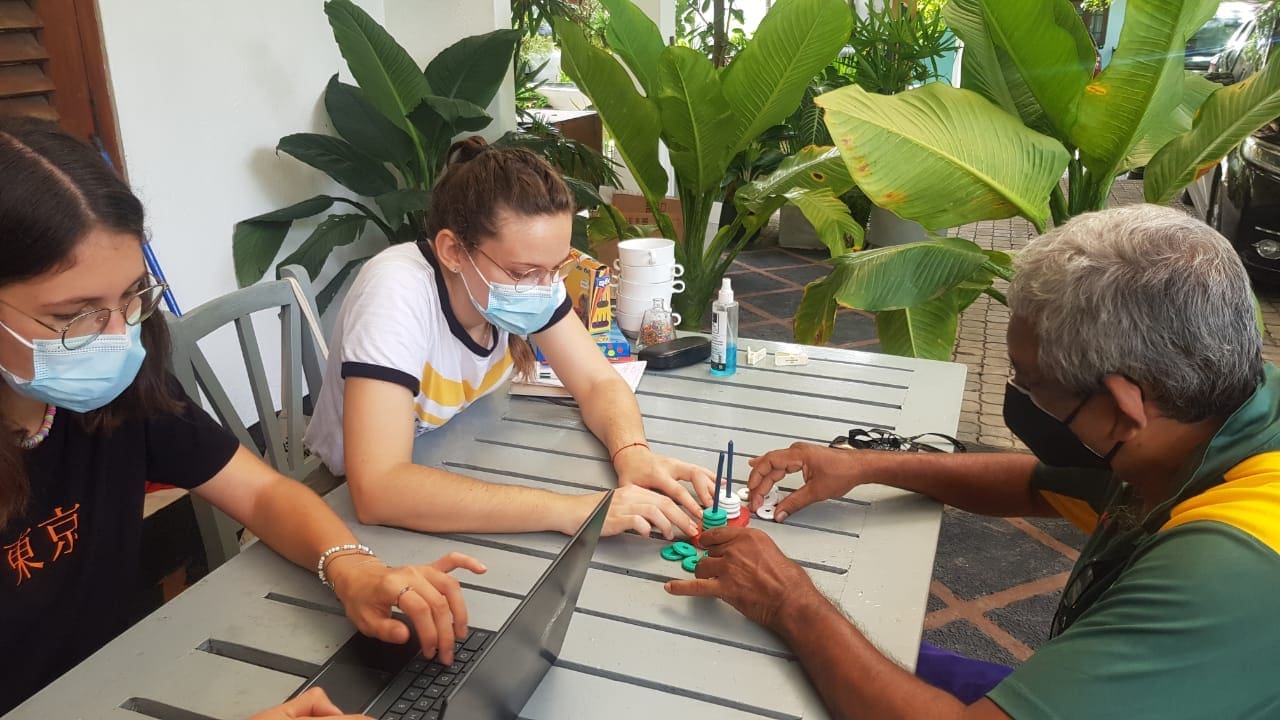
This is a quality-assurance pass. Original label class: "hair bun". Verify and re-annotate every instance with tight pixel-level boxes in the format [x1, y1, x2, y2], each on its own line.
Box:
[446, 136, 489, 167]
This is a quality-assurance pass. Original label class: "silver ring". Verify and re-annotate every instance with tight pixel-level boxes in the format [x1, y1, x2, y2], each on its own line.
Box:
[397, 584, 413, 599]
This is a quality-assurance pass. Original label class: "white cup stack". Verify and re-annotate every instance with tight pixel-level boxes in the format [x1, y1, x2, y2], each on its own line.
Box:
[612, 238, 685, 336]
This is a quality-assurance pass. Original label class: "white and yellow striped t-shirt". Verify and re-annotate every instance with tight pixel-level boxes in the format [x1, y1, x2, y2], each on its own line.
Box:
[304, 241, 568, 476]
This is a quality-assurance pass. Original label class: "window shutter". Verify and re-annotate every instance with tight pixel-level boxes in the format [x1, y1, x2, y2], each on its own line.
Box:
[0, 0, 57, 121]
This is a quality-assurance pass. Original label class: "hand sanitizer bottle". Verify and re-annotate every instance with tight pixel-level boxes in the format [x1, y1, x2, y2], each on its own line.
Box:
[710, 278, 738, 376]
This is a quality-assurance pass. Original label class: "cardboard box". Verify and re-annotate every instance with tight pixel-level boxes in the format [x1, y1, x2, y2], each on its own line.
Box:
[610, 192, 685, 243]
[592, 323, 632, 362]
[564, 249, 613, 334]
[534, 322, 632, 364]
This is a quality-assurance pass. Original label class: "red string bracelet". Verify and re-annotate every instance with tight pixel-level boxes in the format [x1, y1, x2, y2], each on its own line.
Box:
[610, 441, 650, 464]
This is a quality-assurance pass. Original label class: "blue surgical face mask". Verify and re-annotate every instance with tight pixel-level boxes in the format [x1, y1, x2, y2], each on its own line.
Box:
[0, 322, 147, 413]
[460, 252, 566, 337]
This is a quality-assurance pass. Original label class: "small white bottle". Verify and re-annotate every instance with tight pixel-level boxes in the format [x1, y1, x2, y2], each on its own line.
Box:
[710, 278, 738, 376]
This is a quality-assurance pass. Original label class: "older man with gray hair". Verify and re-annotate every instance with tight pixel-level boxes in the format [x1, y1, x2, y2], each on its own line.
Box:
[667, 205, 1280, 719]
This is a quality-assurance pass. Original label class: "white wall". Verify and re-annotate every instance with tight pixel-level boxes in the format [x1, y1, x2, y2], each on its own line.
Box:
[97, 0, 515, 419]
[633, 0, 679, 44]
[1101, 0, 1127, 67]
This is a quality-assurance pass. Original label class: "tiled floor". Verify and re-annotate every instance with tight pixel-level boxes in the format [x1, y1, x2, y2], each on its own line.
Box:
[725, 178, 1280, 666]
[700, 248, 882, 350]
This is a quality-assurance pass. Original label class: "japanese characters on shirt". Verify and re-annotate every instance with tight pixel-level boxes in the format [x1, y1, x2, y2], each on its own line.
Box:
[3, 503, 79, 585]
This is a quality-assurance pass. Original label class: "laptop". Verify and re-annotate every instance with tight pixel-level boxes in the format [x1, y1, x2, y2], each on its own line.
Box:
[294, 491, 612, 720]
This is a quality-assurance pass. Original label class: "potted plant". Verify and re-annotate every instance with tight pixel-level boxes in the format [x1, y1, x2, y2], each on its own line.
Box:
[233, 0, 613, 311]
[847, 0, 956, 246]
[794, 0, 1280, 358]
[556, 0, 860, 328]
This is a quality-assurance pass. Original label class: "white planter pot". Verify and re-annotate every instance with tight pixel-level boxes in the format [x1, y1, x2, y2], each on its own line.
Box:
[540, 83, 591, 111]
[777, 204, 826, 250]
[866, 205, 932, 247]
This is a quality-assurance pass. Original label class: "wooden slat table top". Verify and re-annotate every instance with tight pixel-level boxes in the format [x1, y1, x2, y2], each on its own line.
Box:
[9, 340, 964, 719]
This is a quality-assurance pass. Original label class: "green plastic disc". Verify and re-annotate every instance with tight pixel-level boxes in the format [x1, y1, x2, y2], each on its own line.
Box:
[701, 507, 728, 530]
[671, 541, 698, 557]
[661, 542, 700, 562]
[681, 553, 702, 573]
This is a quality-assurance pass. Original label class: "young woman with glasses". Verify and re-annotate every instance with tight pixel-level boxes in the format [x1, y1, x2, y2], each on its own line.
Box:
[304, 137, 713, 543]
[0, 117, 484, 718]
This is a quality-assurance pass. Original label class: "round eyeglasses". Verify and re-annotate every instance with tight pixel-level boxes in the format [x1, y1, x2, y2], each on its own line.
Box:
[471, 247, 577, 293]
[0, 282, 168, 350]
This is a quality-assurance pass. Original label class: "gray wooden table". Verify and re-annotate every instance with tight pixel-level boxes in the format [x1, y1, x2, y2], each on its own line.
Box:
[8, 340, 965, 720]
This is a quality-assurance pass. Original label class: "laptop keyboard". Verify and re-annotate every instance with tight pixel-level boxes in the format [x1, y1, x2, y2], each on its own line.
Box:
[376, 628, 494, 720]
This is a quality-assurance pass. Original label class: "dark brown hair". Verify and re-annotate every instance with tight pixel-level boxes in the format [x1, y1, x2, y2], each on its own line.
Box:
[0, 116, 181, 529]
[426, 137, 575, 379]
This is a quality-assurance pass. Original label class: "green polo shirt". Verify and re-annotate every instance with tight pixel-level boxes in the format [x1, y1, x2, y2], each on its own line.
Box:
[987, 364, 1280, 719]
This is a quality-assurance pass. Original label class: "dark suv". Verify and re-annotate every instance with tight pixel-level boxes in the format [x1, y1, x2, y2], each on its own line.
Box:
[1186, 6, 1280, 283]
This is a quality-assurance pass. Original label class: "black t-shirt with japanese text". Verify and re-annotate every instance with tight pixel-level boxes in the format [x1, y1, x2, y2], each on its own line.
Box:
[0, 386, 239, 714]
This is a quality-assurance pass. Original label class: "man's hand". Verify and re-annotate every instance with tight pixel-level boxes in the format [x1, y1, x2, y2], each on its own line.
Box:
[327, 552, 487, 666]
[747, 443, 890, 522]
[248, 687, 370, 719]
[615, 446, 714, 516]
[664, 527, 818, 632]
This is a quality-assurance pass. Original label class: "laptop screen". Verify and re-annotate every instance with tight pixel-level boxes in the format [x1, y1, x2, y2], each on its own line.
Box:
[442, 490, 611, 718]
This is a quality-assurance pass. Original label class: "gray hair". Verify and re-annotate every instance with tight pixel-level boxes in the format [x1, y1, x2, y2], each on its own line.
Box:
[1008, 204, 1263, 423]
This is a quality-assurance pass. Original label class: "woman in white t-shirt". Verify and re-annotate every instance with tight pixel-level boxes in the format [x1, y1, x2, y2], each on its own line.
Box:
[306, 138, 714, 539]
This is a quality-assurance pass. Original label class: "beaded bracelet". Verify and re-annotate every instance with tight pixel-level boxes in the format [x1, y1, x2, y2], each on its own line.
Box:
[317, 543, 375, 589]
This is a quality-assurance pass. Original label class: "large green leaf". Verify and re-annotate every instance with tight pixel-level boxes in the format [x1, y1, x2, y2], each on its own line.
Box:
[423, 28, 521, 107]
[793, 277, 841, 345]
[735, 145, 854, 209]
[232, 196, 338, 287]
[950, 0, 1095, 142]
[953, 250, 1008, 312]
[818, 83, 1070, 232]
[407, 95, 493, 172]
[278, 214, 368, 282]
[317, 257, 370, 314]
[782, 188, 864, 257]
[1123, 71, 1221, 171]
[375, 189, 431, 226]
[586, 204, 657, 245]
[556, 17, 667, 204]
[600, 0, 666, 97]
[277, 133, 399, 197]
[823, 237, 992, 311]
[656, 47, 735, 195]
[875, 293, 961, 361]
[1146, 55, 1280, 204]
[324, 0, 429, 136]
[719, 0, 851, 156]
[409, 96, 492, 133]
[1072, 0, 1218, 176]
[944, 0, 1021, 119]
[324, 75, 416, 167]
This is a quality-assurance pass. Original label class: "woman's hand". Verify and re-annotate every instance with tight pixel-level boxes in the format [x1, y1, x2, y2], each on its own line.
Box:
[587, 484, 699, 539]
[327, 552, 487, 666]
[614, 446, 714, 515]
[248, 687, 370, 719]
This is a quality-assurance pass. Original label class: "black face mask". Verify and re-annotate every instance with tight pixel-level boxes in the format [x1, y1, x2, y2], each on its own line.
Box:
[1003, 382, 1122, 469]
